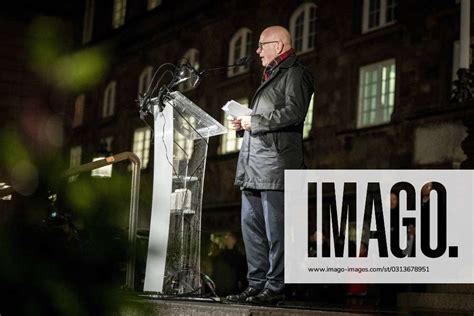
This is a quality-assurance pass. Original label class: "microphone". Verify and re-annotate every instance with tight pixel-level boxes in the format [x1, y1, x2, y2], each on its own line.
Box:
[235, 56, 253, 66]
[175, 62, 201, 88]
[197, 56, 254, 78]
[172, 56, 254, 89]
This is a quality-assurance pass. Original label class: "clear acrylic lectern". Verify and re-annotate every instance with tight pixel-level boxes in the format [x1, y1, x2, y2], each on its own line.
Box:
[144, 91, 227, 294]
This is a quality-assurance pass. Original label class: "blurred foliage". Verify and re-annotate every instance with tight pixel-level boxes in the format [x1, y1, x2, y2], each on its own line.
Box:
[27, 16, 109, 92]
[0, 8, 137, 316]
[0, 129, 135, 315]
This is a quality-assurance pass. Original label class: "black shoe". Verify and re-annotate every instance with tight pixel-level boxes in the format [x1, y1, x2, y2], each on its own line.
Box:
[225, 287, 261, 303]
[246, 288, 285, 305]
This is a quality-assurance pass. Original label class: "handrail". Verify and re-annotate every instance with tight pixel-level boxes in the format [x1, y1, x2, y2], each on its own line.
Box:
[0, 152, 141, 290]
[64, 151, 141, 291]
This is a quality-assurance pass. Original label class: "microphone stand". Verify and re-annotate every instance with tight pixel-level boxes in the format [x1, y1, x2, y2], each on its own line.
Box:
[138, 57, 254, 118]
[198, 57, 254, 78]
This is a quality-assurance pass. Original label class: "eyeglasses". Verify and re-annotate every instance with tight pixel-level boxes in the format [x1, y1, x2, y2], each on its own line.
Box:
[257, 41, 279, 50]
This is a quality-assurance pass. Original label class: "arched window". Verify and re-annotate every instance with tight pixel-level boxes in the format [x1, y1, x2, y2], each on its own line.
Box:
[180, 48, 200, 92]
[228, 28, 252, 77]
[112, 0, 127, 29]
[82, 0, 95, 44]
[138, 66, 153, 95]
[362, 0, 397, 33]
[102, 81, 116, 118]
[290, 3, 317, 54]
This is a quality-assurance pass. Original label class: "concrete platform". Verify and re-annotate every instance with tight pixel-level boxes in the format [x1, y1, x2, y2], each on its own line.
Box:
[119, 296, 474, 316]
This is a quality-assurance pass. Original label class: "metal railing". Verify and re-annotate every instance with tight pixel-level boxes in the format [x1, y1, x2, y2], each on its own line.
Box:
[0, 152, 141, 290]
[63, 151, 141, 290]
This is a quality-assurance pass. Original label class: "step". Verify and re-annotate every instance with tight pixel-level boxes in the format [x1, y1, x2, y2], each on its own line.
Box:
[398, 292, 474, 312]
[120, 298, 373, 316]
[427, 284, 474, 294]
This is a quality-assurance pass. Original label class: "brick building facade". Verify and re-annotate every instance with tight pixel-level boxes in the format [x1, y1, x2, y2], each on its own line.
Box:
[1, 0, 473, 311]
[64, 0, 468, 234]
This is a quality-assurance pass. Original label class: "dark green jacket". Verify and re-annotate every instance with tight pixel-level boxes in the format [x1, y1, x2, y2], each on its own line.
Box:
[234, 54, 314, 190]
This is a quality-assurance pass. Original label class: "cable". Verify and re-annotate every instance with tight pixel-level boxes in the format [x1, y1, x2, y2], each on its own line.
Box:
[162, 266, 219, 299]
[144, 63, 176, 97]
[159, 111, 180, 178]
[140, 61, 220, 301]
[139, 67, 178, 142]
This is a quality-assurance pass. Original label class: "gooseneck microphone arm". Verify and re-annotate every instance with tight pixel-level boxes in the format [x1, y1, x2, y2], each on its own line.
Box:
[198, 56, 254, 77]
[137, 56, 254, 119]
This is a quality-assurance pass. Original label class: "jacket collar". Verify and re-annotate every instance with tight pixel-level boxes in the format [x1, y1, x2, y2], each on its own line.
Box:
[263, 48, 296, 81]
[254, 55, 298, 96]
[276, 53, 298, 69]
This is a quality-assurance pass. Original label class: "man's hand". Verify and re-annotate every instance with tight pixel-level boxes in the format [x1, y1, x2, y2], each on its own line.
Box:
[238, 115, 252, 131]
[228, 116, 243, 131]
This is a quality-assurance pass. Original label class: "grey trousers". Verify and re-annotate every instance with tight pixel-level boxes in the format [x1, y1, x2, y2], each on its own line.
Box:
[241, 189, 284, 293]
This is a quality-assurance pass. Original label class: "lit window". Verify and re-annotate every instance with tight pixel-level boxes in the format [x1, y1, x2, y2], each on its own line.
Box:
[362, 0, 397, 33]
[73, 94, 85, 127]
[112, 0, 127, 29]
[290, 3, 317, 54]
[180, 48, 200, 92]
[219, 98, 249, 154]
[147, 0, 162, 10]
[69, 146, 82, 181]
[358, 59, 396, 127]
[102, 81, 116, 118]
[82, 0, 95, 44]
[303, 93, 315, 139]
[132, 127, 151, 169]
[138, 66, 153, 95]
[228, 28, 252, 77]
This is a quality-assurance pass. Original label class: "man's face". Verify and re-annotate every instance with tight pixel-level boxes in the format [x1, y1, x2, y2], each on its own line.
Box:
[256, 32, 279, 67]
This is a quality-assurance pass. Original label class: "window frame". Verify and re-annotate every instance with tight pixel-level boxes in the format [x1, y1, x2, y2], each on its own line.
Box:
[228, 28, 252, 77]
[112, 0, 127, 29]
[102, 81, 116, 118]
[362, 0, 397, 34]
[82, 0, 95, 44]
[357, 59, 396, 128]
[132, 127, 151, 169]
[289, 3, 317, 55]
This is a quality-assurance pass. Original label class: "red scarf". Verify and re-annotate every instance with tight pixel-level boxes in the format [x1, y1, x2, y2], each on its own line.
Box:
[263, 48, 295, 81]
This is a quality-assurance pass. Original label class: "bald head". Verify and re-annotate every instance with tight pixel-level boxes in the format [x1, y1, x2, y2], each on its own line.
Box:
[261, 26, 292, 48]
[257, 26, 293, 67]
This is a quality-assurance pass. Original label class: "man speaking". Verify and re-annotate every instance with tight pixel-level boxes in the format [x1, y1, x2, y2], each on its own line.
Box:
[226, 26, 314, 305]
